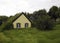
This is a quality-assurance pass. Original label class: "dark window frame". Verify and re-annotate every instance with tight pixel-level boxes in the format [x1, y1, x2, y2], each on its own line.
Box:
[25, 23, 29, 28]
[16, 23, 21, 28]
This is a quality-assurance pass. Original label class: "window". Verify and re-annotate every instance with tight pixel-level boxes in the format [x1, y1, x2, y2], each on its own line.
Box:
[25, 23, 29, 28]
[0, 20, 2, 25]
[16, 23, 21, 28]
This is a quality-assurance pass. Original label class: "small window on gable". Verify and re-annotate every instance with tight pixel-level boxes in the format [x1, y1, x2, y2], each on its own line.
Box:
[16, 23, 21, 28]
[25, 23, 29, 28]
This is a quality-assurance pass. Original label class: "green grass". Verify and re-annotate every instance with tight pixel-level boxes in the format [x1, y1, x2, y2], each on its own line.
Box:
[0, 25, 60, 43]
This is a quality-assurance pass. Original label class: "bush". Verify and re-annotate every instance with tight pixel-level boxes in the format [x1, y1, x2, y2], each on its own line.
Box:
[0, 16, 14, 32]
[0, 21, 13, 32]
[34, 15, 55, 30]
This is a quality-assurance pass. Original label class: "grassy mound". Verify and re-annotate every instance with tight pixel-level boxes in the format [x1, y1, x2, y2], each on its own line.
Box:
[0, 25, 60, 43]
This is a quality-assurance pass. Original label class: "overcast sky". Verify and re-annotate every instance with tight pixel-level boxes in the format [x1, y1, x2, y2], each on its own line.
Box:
[0, 0, 60, 16]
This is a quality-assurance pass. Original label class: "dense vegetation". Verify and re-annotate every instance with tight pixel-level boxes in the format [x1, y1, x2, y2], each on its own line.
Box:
[0, 6, 60, 43]
[0, 6, 60, 31]
[0, 24, 60, 43]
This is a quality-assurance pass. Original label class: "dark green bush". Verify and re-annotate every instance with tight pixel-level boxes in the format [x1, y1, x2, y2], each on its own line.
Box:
[34, 15, 55, 30]
[0, 22, 13, 32]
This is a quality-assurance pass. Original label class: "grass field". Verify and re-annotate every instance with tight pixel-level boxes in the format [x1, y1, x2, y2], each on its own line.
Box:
[0, 25, 60, 43]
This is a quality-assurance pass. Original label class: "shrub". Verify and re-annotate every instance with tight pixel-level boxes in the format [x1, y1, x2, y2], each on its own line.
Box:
[0, 21, 13, 32]
[34, 15, 55, 30]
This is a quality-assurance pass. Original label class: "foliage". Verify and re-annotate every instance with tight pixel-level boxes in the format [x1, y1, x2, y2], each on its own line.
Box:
[0, 16, 8, 22]
[48, 6, 58, 21]
[0, 16, 8, 25]
[0, 16, 14, 31]
[55, 7, 60, 18]
[0, 25, 60, 43]
[32, 9, 55, 30]
[36, 15, 54, 30]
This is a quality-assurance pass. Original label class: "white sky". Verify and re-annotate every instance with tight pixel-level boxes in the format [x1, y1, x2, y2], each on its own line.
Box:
[0, 0, 60, 16]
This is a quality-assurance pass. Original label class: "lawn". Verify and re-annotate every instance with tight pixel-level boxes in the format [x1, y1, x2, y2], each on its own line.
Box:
[0, 25, 60, 43]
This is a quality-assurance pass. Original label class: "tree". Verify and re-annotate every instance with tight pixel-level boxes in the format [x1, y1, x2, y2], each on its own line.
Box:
[0, 16, 8, 25]
[58, 7, 60, 17]
[56, 7, 60, 18]
[32, 9, 54, 30]
[48, 6, 58, 21]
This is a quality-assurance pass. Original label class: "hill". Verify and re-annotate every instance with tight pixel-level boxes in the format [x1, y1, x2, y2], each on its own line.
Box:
[0, 24, 60, 43]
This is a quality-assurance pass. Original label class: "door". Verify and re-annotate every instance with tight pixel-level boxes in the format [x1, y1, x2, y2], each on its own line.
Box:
[25, 23, 29, 28]
[16, 23, 21, 28]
